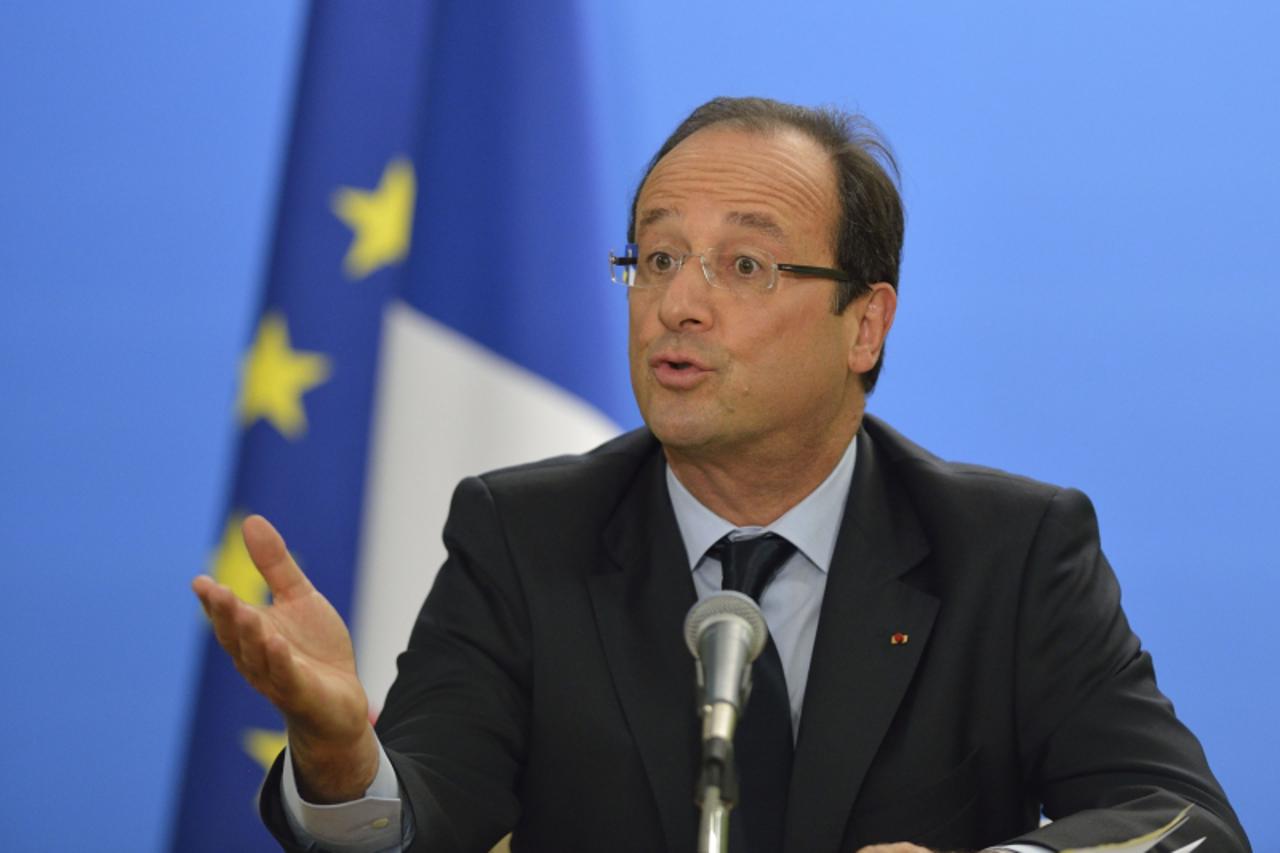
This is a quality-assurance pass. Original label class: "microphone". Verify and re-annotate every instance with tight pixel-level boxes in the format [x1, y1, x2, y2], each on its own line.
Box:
[684, 590, 769, 742]
[684, 590, 770, 831]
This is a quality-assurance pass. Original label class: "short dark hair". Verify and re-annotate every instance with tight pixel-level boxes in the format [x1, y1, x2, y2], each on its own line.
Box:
[628, 96, 904, 393]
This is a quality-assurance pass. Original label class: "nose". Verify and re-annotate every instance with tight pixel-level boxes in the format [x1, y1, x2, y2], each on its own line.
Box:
[656, 253, 714, 331]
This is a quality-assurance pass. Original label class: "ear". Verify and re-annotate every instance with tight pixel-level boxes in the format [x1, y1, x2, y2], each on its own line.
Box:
[847, 282, 897, 376]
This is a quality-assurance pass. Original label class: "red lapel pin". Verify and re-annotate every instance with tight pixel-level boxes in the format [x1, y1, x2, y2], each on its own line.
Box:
[890, 632, 909, 645]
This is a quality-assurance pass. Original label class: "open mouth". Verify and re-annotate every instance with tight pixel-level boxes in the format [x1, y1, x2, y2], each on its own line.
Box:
[651, 354, 711, 388]
[651, 352, 708, 371]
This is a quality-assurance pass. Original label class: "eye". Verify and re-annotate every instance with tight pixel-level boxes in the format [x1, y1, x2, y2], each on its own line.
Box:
[732, 255, 763, 278]
[645, 251, 678, 275]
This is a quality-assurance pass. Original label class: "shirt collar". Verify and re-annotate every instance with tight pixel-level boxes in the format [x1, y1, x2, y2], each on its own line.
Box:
[665, 433, 858, 574]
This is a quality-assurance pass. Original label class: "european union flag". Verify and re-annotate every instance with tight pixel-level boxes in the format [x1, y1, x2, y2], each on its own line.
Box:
[171, 2, 628, 848]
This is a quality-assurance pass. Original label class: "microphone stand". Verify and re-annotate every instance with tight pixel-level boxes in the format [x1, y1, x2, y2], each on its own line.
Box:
[694, 701, 740, 853]
[696, 777, 730, 853]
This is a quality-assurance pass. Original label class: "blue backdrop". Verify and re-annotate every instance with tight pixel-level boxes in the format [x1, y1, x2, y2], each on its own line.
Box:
[1, 2, 1275, 850]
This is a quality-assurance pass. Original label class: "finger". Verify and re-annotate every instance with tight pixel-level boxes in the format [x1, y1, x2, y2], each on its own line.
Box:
[261, 632, 306, 707]
[193, 574, 304, 711]
[854, 845, 932, 853]
[191, 575, 217, 617]
[234, 602, 271, 682]
[241, 514, 315, 602]
[201, 581, 248, 662]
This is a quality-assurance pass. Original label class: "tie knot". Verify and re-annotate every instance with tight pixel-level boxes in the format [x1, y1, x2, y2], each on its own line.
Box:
[711, 533, 796, 602]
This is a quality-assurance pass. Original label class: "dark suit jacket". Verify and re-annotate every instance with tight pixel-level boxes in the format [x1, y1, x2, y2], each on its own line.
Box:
[261, 417, 1248, 852]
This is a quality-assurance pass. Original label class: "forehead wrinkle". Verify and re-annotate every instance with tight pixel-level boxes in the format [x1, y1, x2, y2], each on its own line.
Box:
[641, 153, 835, 235]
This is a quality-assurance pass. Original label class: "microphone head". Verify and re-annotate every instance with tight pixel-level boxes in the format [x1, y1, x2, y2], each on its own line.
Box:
[683, 590, 769, 661]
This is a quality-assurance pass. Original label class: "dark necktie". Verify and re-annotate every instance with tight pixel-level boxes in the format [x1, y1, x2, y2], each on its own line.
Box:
[710, 533, 796, 853]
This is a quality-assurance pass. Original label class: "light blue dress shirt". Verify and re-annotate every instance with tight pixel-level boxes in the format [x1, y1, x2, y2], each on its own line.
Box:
[280, 434, 1041, 852]
[664, 433, 856, 737]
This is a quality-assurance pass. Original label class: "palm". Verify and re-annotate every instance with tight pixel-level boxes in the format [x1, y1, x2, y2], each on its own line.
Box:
[259, 582, 366, 731]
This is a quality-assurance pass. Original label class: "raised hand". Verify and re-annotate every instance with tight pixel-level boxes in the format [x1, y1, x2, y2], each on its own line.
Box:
[192, 514, 379, 802]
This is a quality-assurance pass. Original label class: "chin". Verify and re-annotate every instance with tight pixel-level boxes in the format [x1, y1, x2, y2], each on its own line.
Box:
[641, 410, 720, 452]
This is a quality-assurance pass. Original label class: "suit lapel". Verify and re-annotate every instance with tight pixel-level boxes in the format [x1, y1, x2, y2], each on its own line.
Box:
[784, 426, 938, 852]
[588, 446, 700, 853]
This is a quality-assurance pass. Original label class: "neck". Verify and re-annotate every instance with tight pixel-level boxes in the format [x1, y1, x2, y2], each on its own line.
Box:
[664, 414, 862, 527]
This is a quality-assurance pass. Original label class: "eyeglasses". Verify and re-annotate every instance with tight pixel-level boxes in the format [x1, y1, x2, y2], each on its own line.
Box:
[608, 243, 852, 295]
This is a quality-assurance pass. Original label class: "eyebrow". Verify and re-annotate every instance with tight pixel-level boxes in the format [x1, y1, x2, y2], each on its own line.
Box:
[724, 211, 786, 241]
[635, 208, 787, 241]
[636, 208, 675, 232]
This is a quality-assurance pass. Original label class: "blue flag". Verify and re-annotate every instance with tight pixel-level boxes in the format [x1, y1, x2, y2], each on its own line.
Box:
[171, 2, 628, 848]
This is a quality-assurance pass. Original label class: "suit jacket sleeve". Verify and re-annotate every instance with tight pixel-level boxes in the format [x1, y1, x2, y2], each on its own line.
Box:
[257, 474, 527, 853]
[375, 474, 532, 853]
[1002, 487, 1248, 851]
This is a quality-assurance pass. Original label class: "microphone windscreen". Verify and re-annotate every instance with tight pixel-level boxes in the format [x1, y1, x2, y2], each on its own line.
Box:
[683, 590, 769, 661]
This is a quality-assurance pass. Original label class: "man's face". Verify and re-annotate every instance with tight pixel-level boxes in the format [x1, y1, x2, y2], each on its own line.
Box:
[628, 126, 873, 461]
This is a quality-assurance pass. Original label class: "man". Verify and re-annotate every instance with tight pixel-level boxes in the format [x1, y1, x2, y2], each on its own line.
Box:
[194, 97, 1249, 852]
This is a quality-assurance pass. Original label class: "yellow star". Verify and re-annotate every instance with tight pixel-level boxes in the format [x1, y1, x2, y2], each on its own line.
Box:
[331, 157, 415, 279]
[237, 313, 331, 439]
[242, 727, 288, 771]
[210, 513, 268, 607]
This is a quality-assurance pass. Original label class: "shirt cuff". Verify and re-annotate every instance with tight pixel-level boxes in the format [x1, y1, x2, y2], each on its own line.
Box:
[985, 845, 1052, 853]
[280, 739, 404, 853]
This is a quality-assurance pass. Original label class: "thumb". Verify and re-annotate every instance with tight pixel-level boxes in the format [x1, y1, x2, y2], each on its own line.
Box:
[241, 514, 315, 602]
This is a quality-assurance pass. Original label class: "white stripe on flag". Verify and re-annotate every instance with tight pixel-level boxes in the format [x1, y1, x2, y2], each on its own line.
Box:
[352, 299, 621, 708]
